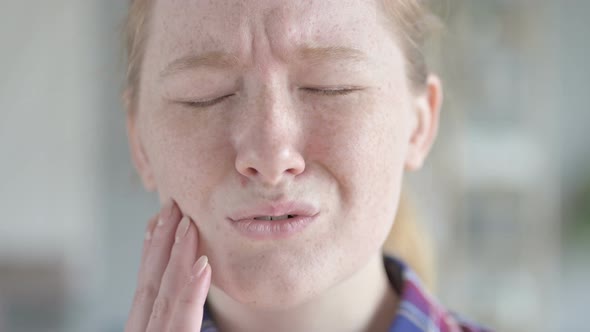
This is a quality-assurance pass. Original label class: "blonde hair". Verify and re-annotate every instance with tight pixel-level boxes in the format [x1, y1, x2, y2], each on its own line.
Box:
[383, 193, 436, 290]
[123, 0, 438, 288]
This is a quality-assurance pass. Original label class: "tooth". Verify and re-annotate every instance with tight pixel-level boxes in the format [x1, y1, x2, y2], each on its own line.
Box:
[253, 214, 298, 221]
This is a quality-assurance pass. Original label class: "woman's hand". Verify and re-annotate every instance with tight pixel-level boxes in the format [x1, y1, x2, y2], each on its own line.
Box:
[125, 198, 212, 332]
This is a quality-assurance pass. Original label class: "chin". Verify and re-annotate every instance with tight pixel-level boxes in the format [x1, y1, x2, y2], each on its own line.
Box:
[210, 250, 337, 311]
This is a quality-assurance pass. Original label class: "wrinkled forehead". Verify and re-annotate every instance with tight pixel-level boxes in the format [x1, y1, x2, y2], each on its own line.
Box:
[147, 0, 394, 64]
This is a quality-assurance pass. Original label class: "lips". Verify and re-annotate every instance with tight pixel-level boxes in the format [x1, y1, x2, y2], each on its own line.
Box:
[227, 201, 320, 240]
[229, 201, 320, 222]
[252, 215, 297, 221]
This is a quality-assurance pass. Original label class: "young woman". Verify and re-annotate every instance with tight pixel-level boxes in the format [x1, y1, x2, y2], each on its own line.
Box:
[122, 0, 491, 331]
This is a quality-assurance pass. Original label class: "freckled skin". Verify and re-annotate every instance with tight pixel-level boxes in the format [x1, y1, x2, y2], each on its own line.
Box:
[132, 0, 425, 311]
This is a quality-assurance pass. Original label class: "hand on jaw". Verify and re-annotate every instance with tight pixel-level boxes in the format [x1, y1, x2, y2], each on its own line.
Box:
[124, 198, 211, 332]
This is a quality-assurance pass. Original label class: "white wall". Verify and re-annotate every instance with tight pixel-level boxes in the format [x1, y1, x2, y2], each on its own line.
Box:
[1, 1, 98, 259]
[1, 2, 113, 331]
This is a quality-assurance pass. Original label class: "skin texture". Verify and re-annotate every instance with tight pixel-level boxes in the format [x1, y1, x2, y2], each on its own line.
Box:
[126, 0, 442, 330]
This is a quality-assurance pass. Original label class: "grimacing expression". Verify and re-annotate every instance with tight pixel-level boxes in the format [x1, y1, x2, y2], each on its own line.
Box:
[127, 0, 439, 309]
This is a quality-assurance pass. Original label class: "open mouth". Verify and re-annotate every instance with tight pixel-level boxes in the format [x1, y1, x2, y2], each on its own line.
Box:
[229, 212, 317, 239]
[253, 215, 298, 221]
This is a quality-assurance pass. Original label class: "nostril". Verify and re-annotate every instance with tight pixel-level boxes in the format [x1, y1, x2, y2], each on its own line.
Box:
[245, 167, 258, 176]
[235, 149, 305, 184]
[286, 167, 302, 175]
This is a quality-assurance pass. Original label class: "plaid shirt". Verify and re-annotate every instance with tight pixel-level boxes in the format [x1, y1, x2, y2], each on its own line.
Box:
[201, 255, 492, 332]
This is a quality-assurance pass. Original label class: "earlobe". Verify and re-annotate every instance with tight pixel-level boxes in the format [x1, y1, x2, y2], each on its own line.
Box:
[404, 75, 443, 171]
[124, 90, 157, 192]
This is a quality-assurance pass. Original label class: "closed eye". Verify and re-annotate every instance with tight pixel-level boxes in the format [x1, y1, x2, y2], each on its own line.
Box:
[301, 87, 362, 96]
[180, 94, 235, 108]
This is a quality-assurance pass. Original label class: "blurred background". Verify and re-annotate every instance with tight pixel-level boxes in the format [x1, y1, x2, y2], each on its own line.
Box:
[0, 1, 588, 331]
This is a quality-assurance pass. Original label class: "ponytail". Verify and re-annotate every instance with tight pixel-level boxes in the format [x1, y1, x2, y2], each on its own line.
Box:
[382, 191, 436, 291]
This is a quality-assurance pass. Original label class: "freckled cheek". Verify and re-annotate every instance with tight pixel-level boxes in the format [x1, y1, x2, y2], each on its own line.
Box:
[303, 118, 368, 207]
[145, 119, 233, 201]
[307, 108, 404, 208]
[309, 116, 387, 172]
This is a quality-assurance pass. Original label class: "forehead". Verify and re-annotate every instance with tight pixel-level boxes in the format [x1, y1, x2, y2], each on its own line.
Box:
[148, 0, 396, 63]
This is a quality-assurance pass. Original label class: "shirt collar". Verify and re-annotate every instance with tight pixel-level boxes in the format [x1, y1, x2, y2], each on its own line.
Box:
[384, 255, 490, 332]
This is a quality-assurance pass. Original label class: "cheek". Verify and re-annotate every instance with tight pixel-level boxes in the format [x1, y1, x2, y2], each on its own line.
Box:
[307, 97, 410, 198]
[307, 97, 411, 247]
[142, 109, 233, 207]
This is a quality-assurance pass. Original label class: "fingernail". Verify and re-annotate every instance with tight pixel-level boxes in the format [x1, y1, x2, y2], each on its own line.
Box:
[175, 216, 190, 244]
[158, 198, 173, 227]
[192, 255, 209, 280]
[145, 216, 156, 240]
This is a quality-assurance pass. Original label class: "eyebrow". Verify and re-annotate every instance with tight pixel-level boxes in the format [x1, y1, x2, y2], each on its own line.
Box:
[159, 51, 242, 79]
[296, 46, 368, 65]
[159, 46, 368, 79]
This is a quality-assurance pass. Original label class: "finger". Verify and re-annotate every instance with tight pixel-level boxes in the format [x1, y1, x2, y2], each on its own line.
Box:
[125, 198, 182, 332]
[146, 217, 199, 332]
[138, 213, 159, 274]
[140, 198, 183, 286]
[168, 257, 211, 332]
[124, 212, 158, 332]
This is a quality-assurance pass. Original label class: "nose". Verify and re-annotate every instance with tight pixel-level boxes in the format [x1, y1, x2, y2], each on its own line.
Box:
[234, 86, 305, 187]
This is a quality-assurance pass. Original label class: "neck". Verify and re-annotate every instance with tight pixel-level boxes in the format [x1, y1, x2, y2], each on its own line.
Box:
[206, 253, 398, 332]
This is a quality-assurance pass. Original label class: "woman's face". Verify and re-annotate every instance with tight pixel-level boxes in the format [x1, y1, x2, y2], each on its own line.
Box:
[128, 0, 438, 308]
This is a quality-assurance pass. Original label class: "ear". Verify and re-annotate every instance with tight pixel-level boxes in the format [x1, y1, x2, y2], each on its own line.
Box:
[405, 75, 443, 171]
[124, 89, 157, 191]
